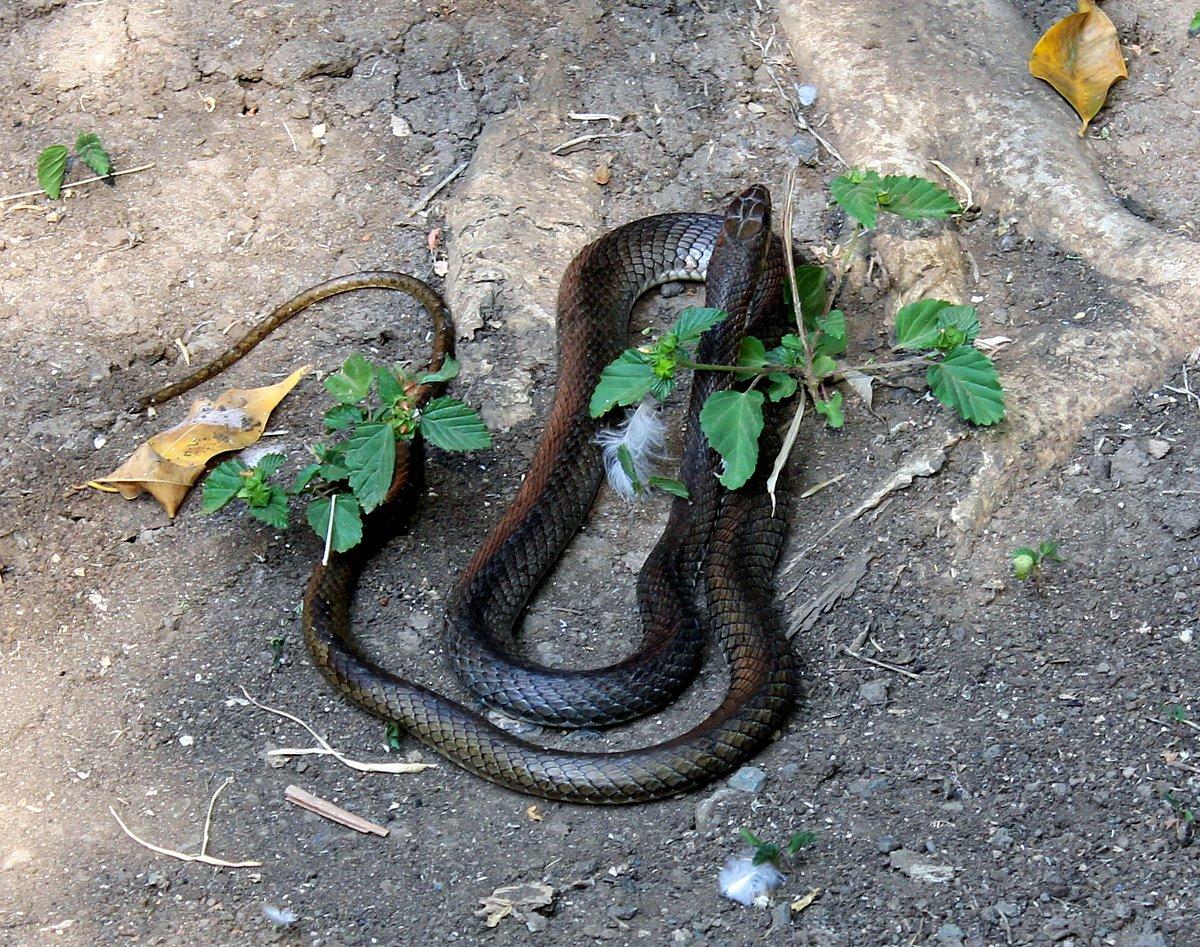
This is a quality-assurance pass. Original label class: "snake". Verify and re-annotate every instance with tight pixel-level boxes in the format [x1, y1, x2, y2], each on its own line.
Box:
[140, 185, 797, 804]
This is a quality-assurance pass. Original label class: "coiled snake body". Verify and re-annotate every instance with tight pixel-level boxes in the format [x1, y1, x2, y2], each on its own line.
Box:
[142, 185, 796, 804]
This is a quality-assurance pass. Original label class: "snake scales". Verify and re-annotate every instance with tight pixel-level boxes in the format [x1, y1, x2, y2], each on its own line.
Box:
[141, 185, 796, 804]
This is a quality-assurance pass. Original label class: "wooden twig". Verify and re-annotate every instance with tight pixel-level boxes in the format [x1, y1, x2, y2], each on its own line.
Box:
[109, 778, 261, 868]
[239, 687, 436, 775]
[0, 163, 155, 203]
[549, 132, 627, 155]
[840, 644, 922, 682]
[409, 162, 468, 215]
[929, 159, 974, 211]
[799, 473, 847, 499]
[284, 785, 388, 837]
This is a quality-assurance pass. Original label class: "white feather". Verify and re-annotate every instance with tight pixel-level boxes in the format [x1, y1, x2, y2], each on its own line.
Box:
[717, 856, 785, 906]
[595, 400, 668, 500]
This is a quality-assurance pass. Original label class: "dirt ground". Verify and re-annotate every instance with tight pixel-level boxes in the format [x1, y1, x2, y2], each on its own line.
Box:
[1, 1, 1198, 945]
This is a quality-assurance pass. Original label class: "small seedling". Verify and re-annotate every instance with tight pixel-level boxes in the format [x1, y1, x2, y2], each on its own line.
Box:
[739, 827, 817, 866]
[202, 354, 490, 556]
[269, 634, 286, 667]
[1011, 540, 1063, 581]
[1190, 11, 1200, 38]
[385, 721, 403, 752]
[37, 132, 113, 199]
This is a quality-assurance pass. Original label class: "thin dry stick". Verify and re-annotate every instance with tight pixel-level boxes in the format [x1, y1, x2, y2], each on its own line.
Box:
[840, 644, 922, 682]
[549, 132, 627, 155]
[321, 493, 337, 565]
[109, 778, 261, 868]
[284, 784, 388, 837]
[239, 687, 436, 775]
[409, 161, 468, 215]
[0, 163, 155, 203]
[799, 473, 846, 499]
[929, 159, 974, 211]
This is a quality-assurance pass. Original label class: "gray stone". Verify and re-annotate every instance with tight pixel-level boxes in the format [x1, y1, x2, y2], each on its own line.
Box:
[875, 835, 901, 853]
[859, 679, 889, 705]
[263, 38, 358, 86]
[727, 766, 768, 793]
[1110, 441, 1151, 484]
[936, 923, 966, 947]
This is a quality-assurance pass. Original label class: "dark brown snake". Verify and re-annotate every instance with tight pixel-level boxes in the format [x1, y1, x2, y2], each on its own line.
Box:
[140, 185, 796, 804]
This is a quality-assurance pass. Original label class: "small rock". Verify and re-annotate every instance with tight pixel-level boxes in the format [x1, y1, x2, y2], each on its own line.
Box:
[1110, 441, 1151, 484]
[788, 133, 819, 166]
[727, 766, 768, 793]
[658, 281, 686, 298]
[796, 83, 818, 107]
[694, 787, 741, 830]
[1, 849, 32, 872]
[1157, 505, 1200, 540]
[858, 679, 889, 706]
[936, 923, 966, 947]
[875, 835, 901, 854]
[888, 849, 955, 883]
[1145, 438, 1171, 459]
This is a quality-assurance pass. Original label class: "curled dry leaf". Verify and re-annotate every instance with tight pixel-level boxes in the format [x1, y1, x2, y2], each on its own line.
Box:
[474, 882, 555, 928]
[90, 365, 309, 516]
[1029, 0, 1127, 135]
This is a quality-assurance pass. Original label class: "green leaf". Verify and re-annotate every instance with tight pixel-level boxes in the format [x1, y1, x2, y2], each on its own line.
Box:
[699, 389, 764, 490]
[37, 145, 69, 200]
[589, 350, 657, 417]
[616, 444, 641, 493]
[202, 459, 249, 513]
[831, 169, 884, 229]
[345, 422, 396, 512]
[878, 174, 961, 221]
[766, 372, 797, 403]
[739, 828, 765, 848]
[790, 265, 829, 327]
[785, 831, 817, 854]
[811, 354, 837, 380]
[324, 354, 374, 405]
[374, 365, 405, 406]
[306, 494, 364, 553]
[419, 397, 492, 451]
[648, 476, 690, 499]
[737, 336, 768, 371]
[812, 309, 847, 357]
[1038, 540, 1063, 563]
[385, 721, 403, 751]
[935, 304, 980, 345]
[324, 404, 364, 431]
[673, 306, 728, 345]
[248, 486, 289, 530]
[418, 356, 460, 384]
[292, 462, 322, 494]
[254, 453, 286, 478]
[895, 299, 951, 350]
[1191, 11, 1200, 37]
[1012, 552, 1035, 581]
[74, 132, 112, 177]
[926, 346, 1005, 426]
[751, 844, 781, 866]
[815, 391, 845, 428]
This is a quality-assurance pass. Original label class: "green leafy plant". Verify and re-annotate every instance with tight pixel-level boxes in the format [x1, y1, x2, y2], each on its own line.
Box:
[739, 827, 817, 866]
[589, 170, 1003, 492]
[1190, 11, 1200, 38]
[1011, 540, 1063, 581]
[202, 354, 490, 556]
[36, 132, 114, 199]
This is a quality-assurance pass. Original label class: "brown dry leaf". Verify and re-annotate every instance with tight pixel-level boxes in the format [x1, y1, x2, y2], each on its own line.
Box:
[525, 804, 543, 822]
[1029, 0, 1127, 135]
[90, 365, 310, 516]
[790, 887, 822, 914]
[593, 164, 611, 186]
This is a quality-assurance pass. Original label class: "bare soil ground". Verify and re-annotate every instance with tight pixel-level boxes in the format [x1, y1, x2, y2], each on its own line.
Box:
[1, 2, 1198, 945]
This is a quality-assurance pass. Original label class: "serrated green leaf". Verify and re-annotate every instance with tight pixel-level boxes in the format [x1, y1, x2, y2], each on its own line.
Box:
[699, 389, 764, 490]
[345, 422, 395, 512]
[324, 404, 364, 431]
[739, 828, 764, 848]
[674, 306, 728, 345]
[201, 459, 249, 513]
[74, 132, 112, 177]
[811, 354, 837, 380]
[248, 486, 289, 529]
[878, 174, 961, 221]
[831, 169, 884, 229]
[926, 346, 1005, 425]
[895, 299, 951, 350]
[1191, 11, 1200, 37]
[737, 336, 768, 371]
[306, 494, 364, 553]
[589, 350, 657, 417]
[648, 476, 689, 499]
[792, 265, 829, 327]
[37, 145, 69, 200]
[813, 309, 847, 357]
[324, 354, 374, 405]
[254, 453, 286, 478]
[751, 845, 781, 866]
[935, 304, 980, 345]
[291, 462, 322, 494]
[766, 372, 798, 402]
[374, 364, 405, 405]
[419, 397, 492, 451]
[786, 831, 817, 854]
[418, 355, 460, 384]
[1012, 552, 1035, 581]
[1038, 540, 1063, 563]
[815, 391, 845, 428]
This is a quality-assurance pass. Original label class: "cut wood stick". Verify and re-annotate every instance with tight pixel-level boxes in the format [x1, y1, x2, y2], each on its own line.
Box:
[0, 163, 155, 203]
[284, 785, 388, 837]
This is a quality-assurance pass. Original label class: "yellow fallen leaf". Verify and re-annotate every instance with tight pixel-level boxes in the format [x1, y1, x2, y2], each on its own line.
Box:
[526, 804, 543, 822]
[91, 365, 310, 516]
[1029, 0, 1127, 135]
[790, 887, 822, 913]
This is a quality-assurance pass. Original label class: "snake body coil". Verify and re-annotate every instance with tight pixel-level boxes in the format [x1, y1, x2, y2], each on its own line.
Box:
[144, 186, 796, 804]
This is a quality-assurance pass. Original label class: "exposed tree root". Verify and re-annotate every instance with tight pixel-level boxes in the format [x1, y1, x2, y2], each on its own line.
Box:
[778, 0, 1200, 528]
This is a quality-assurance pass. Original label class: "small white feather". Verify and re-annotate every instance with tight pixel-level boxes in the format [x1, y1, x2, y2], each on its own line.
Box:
[595, 400, 668, 500]
[261, 904, 299, 925]
[717, 856, 785, 906]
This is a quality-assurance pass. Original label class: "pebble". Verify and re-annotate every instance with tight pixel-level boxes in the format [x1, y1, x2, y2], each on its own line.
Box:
[936, 923, 966, 947]
[727, 766, 768, 793]
[859, 680, 889, 706]
[694, 787, 741, 830]
[875, 835, 901, 854]
[796, 83, 818, 107]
